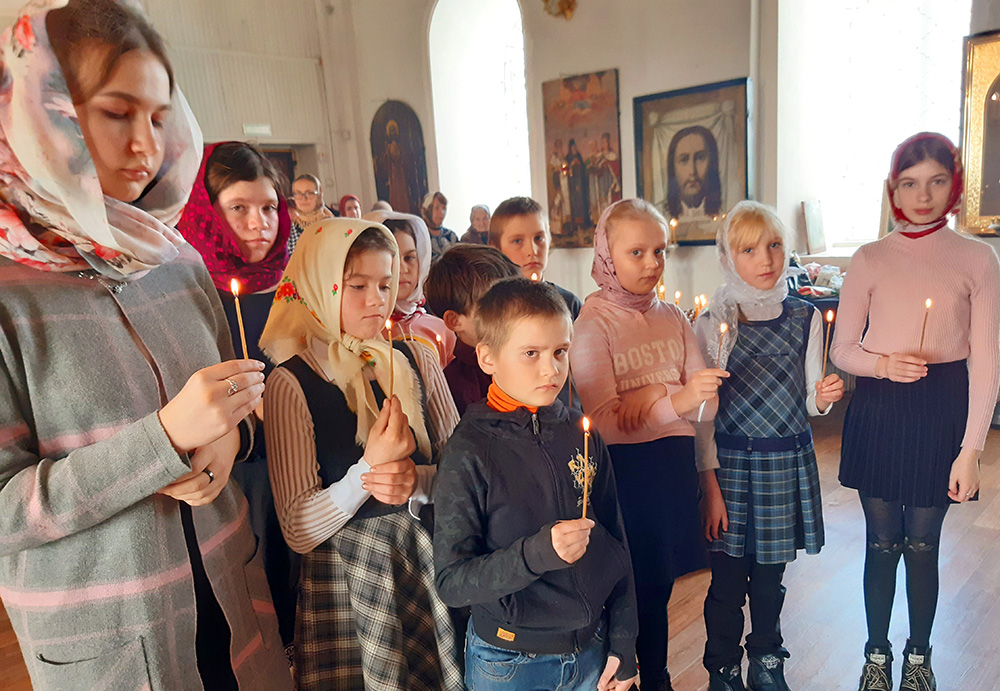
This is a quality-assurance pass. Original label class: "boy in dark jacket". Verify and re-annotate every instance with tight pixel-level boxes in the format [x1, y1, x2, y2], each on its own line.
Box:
[433, 278, 638, 691]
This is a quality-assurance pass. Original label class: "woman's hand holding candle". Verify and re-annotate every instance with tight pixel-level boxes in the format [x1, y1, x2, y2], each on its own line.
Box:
[158, 359, 265, 453]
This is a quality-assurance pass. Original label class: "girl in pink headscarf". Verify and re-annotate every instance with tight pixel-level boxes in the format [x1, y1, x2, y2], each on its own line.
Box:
[570, 198, 727, 691]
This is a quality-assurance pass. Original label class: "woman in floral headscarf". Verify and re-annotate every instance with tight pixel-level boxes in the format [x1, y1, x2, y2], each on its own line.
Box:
[0, 2, 290, 689]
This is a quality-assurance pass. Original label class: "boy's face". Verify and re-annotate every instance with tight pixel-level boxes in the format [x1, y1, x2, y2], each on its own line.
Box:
[496, 213, 549, 280]
[478, 314, 571, 409]
[444, 306, 478, 347]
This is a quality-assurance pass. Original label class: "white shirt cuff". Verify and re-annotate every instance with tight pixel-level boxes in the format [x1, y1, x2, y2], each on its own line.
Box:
[326, 457, 372, 518]
[408, 464, 437, 519]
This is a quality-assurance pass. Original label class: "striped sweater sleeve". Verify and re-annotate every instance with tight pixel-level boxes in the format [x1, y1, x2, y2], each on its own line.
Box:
[263, 367, 370, 554]
[403, 340, 460, 458]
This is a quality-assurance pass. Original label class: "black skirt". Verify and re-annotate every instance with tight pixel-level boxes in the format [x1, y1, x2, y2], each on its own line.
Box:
[608, 436, 708, 584]
[840, 360, 969, 508]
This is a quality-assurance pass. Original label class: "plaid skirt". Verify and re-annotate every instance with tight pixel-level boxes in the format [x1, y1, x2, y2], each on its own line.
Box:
[294, 510, 464, 690]
[711, 443, 825, 565]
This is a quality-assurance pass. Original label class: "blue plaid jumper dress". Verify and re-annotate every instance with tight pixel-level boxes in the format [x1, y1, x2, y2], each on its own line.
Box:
[711, 297, 825, 564]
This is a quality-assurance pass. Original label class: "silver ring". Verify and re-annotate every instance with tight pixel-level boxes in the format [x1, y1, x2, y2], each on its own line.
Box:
[226, 378, 239, 396]
[203, 468, 215, 483]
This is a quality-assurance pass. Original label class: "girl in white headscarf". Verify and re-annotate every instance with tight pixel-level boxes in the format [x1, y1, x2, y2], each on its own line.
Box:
[260, 217, 463, 690]
[694, 200, 842, 690]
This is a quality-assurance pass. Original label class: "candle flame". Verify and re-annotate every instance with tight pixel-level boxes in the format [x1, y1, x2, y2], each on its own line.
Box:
[826, 309, 835, 323]
[582, 416, 590, 432]
[720, 322, 728, 334]
[669, 218, 679, 229]
[925, 298, 933, 309]
[435, 333, 442, 343]
[385, 319, 392, 333]
[657, 284, 665, 296]
[675, 290, 681, 300]
[531, 272, 539, 282]
[229, 278, 240, 296]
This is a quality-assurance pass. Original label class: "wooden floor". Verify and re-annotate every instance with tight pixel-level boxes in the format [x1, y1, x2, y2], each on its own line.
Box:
[2, 395, 999, 690]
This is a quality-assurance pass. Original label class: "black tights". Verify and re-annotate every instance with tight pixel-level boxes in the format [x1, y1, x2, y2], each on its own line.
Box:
[860, 495, 948, 650]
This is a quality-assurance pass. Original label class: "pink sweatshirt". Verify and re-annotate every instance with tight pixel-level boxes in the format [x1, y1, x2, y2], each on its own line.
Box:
[830, 229, 1000, 450]
[571, 294, 711, 445]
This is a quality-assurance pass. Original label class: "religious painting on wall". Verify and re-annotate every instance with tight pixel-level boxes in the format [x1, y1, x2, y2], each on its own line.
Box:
[370, 100, 429, 216]
[960, 30, 1000, 235]
[634, 78, 749, 245]
[542, 68, 622, 248]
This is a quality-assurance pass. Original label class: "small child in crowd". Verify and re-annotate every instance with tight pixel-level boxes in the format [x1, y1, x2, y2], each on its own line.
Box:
[434, 277, 638, 691]
[571, 199, 726, 691]
[489, 196, 583, 319]
[695, 201, 843, 691]
[424, 244, 521, 415]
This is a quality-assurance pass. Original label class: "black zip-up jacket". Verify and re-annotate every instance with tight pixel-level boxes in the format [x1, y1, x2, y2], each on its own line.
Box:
[433, 399, 638, 680]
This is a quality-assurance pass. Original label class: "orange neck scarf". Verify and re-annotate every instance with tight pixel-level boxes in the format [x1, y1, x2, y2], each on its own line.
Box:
[486, 381, 538, 414]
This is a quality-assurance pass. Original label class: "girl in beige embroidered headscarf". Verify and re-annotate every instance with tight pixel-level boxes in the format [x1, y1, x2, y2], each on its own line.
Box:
[260, 217, 463, 690]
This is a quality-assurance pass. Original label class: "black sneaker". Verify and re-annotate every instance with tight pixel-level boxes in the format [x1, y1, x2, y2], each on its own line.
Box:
[858, 645, 893, 691]
[709, 663, 747, 691]
[899, 643, 936, 691]
[747, 654, 791, 691]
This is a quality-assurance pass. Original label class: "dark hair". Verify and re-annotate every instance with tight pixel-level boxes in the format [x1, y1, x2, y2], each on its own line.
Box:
[47, 0, 175, 103]
[383, 218, 416, 242]
[204, 142, 286, 205]
[475, 277, 571, 352]
[893, 137, 956, 177]
[666, 125, 722, 219]
[345, 227, 396, 276]
[489, 196, 545, 246]
[424, 244, 520, 317]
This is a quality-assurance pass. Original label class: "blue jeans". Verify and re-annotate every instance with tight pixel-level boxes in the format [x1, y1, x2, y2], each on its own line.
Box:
[465, 622, 606, 691]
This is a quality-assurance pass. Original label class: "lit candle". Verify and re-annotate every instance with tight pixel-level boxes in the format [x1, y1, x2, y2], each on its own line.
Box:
[581, 416, 591, 519]
[674, 290, 682, 307]
[229, 278, 249, 359]
[822, 309, 835, 379]
[717, 322, 729, 368]
[385, 319, 394, 398]
[530, 272, 539, 282]
[657, 283, 666, 301]
[919, 298, 932, 354]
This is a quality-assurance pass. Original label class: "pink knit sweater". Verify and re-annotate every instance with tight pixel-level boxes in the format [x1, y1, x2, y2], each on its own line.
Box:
[570, 294, 711, 445]
[830, 229, 1000, 450]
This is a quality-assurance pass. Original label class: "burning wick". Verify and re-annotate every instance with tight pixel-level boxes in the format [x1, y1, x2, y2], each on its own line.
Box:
[822, 310, 835, 379]
[581, 417, 591, 519]
[530, 272, 539, 282]
[675, 290, 682, 307]
[229, 278, 249, 360]
[919, 298, 932, 354]
[657, 283, 666, 301]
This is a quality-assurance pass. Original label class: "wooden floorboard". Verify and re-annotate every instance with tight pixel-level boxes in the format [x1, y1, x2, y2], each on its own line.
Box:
[2, 393, 999, 689]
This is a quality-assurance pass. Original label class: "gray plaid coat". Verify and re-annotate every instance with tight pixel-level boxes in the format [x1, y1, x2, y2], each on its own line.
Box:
[0, 250, 291, 690]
